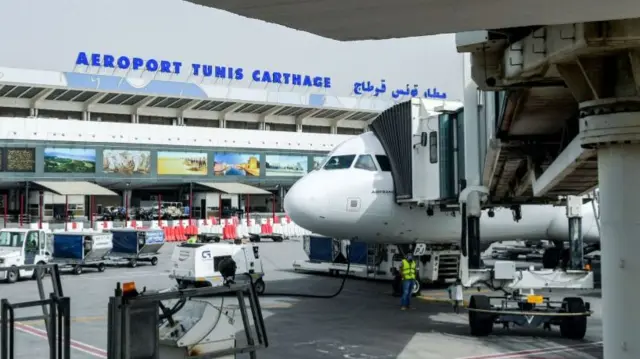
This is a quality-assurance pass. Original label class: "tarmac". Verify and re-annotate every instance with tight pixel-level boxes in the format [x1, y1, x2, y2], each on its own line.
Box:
[0, 240, 603, 359]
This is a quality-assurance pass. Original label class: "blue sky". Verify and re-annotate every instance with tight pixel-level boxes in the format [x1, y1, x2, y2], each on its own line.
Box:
[44, 148, 95, 162]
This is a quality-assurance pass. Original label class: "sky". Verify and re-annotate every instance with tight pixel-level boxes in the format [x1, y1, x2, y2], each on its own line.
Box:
[0, 0, 465, 101]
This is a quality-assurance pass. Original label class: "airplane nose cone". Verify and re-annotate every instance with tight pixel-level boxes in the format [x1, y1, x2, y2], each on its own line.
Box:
[284, 176, 325, 231]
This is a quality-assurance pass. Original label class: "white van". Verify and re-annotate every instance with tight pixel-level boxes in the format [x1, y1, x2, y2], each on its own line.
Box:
[0, 228, 53, 283]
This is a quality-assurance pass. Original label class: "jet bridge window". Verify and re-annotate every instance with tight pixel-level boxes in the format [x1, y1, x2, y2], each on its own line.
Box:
[354, 155, 377, 171]
[375, 155, 391, 172]
[323, 155, 356, 170]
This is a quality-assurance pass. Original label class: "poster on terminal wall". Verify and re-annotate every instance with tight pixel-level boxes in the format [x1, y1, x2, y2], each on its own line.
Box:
[265, 155, 308, 177]
[214, 153, 261, 176]
[157, 151, 207, 176]
[103, 149, 151, 175]
[5, 148, 35, 172]
[44, 147, 96, 173]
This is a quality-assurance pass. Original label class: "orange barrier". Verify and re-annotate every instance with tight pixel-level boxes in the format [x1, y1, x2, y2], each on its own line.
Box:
[260, 223, 273, 235]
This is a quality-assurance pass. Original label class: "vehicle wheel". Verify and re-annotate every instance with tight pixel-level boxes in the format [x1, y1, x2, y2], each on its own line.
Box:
[273, 236, 284, 242]
[254, 279, 266, 295]
[129, 259, 137, 268]
[32, 262, 48, 279]
[411, 279, 421, 297]
[97, 263, 106, 272]
[542, 248, 560, 269]
[469, 295, 494, 336]
[560, 297, 588, 340]
[73, 265, 83, 275]
[6, 266, 19, 284]
[151, 257, 158, 266]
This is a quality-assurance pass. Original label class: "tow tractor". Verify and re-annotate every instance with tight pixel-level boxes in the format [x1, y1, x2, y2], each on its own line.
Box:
[292, 235, 461, 294]
[169, 240, 266, 295]
[460, 188, 593, 339]
[0, 228, 52, 283]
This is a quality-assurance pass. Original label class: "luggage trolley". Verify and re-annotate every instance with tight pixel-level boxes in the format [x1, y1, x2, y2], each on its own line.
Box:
[50, 232, 113, 275]
[107, 228, 165, 268]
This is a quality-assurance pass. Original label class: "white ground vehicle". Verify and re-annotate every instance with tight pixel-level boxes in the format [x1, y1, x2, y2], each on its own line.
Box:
[0, 228, 53, 284]
[293, 236, 461, 294]
[169, 242, 266, 294]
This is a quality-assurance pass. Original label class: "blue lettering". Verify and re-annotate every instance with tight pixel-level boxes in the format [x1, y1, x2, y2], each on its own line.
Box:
[191, 64, 200, 76]
[191, 63, 201, 76]
[90, 53, 101, 66]
[214, 66, 226, 78]
[75, 52, 89, 66]
[323, 77, 331, 88]
[261, 71, 272, 83]
[203, 65, 213, 77]
[160, 60, 171, 73]
[303, 75, 312, 87]
[282, 73, 291, 84]
[132, 58, 144, 70]
[117, 56, 130, 69]
[313, 76, 323, 87]
[103, 55, 115, 68]
[146, 59, 158, 72]
[252, 70, 261, 82]
[272, 72, 282, 83]
[234, 68, 244, 80]
[173, 61, 182, 74]
[292, 74, 301, 86]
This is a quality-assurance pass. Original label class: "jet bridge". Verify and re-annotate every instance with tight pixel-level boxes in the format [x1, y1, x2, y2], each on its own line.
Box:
[369, 98, 464, 209]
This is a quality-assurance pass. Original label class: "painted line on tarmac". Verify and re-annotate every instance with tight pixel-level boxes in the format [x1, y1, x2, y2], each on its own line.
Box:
[14, 322, 107, 358]
[456, 341, 602, 359]
[20, 315, 106, 325]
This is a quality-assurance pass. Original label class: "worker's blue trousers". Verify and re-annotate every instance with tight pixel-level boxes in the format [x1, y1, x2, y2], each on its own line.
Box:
[401, 280, 414, 307]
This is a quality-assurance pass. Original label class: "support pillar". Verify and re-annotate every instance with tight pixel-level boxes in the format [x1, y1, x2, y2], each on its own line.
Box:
[458, 185, 488, 271]
[598, 144, 640, 359]
[580, 108, 640, 359]
[566, 195, 584, 270]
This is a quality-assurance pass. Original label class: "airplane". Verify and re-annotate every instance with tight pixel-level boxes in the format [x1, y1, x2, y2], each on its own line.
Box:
[283, 131, 600, 254]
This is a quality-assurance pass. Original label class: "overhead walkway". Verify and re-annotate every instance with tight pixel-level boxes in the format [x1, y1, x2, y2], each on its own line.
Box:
[32, 181, 118, 196]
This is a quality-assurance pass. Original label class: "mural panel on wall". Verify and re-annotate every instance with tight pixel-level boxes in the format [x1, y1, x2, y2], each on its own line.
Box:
[157, 151, 207, 175]
[103, 149, 151, 175]
[44, 147, 96, 173]
[265, 155, 308, 177]
[214, 153, 260, 177]
[6, 148, 35, 172]
[312, 156, 327, 171]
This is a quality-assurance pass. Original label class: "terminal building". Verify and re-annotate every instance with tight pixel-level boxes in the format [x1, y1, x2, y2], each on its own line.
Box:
[0, 0, 464, 223]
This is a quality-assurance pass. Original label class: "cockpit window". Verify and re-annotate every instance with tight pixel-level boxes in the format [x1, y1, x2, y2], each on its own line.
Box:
[323, 155, 356, 170]
[354, 155, 378, 171]
[375, 155, 391, 172]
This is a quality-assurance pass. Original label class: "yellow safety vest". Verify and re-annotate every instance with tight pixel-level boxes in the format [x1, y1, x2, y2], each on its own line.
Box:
[401, 259, 416, 280]
[187, 236, 197, 244]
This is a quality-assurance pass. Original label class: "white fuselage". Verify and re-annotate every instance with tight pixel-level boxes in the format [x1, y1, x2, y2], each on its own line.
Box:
[284, 132, 600, 245]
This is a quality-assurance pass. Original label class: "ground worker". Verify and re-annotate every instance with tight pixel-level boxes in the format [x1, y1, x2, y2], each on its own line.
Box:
[186, 235, 198, 244]
[400, 253, 417, 310]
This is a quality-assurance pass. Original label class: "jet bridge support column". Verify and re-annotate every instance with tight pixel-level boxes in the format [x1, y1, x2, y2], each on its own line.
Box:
[566, 195, 584, 270]
[581, 106, 640, 359]
[459, 186, 489, 270]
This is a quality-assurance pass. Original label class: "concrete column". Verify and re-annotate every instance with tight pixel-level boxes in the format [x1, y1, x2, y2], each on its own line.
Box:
[296, 124, 303, 132]
[598, 142, 640, 359]
[122, 189, 133, 208]
[29, 108, 38, 117]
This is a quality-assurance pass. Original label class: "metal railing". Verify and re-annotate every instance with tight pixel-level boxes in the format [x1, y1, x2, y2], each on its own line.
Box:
[0, 264, 70, 359]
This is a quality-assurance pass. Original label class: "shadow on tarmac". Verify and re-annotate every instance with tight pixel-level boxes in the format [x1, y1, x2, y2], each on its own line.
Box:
[236, 275, 603, 359]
